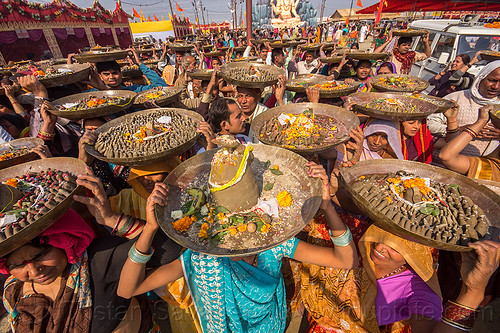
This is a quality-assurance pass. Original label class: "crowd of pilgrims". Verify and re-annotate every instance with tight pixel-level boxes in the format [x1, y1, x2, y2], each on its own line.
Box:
[0, 24, 499, 333]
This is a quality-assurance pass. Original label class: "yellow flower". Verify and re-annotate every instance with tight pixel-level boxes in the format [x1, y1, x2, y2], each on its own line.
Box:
[198, 229, 208, 238]
[273, 165, 279, 170]
[237, 224, 247, 232]
[201, 223, 209, 230]
[229, 227, 238, 235]
[217, 212, 226, 221]
[276, 190, 292, 207]
[190, 215, 198, 222]
[5, 178, 18, 188]
[261, 224, 271, 233]
[172, 216, 194, 232]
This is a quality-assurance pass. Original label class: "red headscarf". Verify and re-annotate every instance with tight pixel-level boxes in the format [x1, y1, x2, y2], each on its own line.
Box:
[400, 119, 434, 164]
[393, 47, 416, 75]
[0, 209, 95, 275]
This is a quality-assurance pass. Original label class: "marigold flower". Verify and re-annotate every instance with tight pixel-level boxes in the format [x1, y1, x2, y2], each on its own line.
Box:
[277, 190, 292, 207]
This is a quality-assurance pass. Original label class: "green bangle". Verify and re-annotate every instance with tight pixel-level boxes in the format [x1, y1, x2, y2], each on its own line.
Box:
[328, 227, 353, 247]
[128, 242, 154, 264]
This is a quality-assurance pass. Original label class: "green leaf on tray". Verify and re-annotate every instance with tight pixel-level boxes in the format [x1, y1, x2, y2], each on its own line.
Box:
[263, 182, 274, 191]
[181, 200, 193, 214]
[270, 168, 284, 176]
[419, 205, 435, 215]
[215, 206, 230, 214]
[264, 160, 271, 169]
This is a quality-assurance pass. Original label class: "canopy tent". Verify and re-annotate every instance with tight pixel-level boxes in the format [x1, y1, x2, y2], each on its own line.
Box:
[0, 0, 132, 64]
[130, 21, 175, 40]
[358, 0, 500, 14]
[330, 8, 408, 21]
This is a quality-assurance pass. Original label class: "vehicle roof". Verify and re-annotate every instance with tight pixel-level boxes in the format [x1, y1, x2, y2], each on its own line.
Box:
[410, 19, 500, 35]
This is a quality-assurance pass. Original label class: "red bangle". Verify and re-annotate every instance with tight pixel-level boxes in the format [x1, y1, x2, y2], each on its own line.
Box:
[462, 127, 478, 140]
[125, 219, 144, 237]
[442, 300, 479, 330]
[112, 214, 124, 235]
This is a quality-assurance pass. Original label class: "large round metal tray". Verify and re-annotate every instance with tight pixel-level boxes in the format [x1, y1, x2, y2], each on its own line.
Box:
[35, 58, 67, 66]
[250, 39, 273, 45]
[340, 159, 500, 252]
[475, 179, 500, 196]
[286, 77, 360, 99]
[480, 51, 500, 62]
[269, 42, 288, 48]
[133, 86, 183, 108]
[320, 56, 343, 64]
[188, 68, 217, 81]
[400, 92, 455, 113]
[121, 66, 143, 78]
[37, 64, 91, 88]
[371, 74, 430, 92]
[350, 92, 439, 120]
[233, 46, 247, 52]
[392, 29, 428, 37]
[287, 40, 306, 47]
[0, 138, 44, 170]
[51, 90, 136, 120]
[155, 144, 322, 256]
[251, 102, 360, 154]
[0, 157, 87, 257]
[169, 44, 193, 52]
[85, 108, 203, 166]
[346, 52, 390, 61]
[136, 48, 161, 54]
[204, 51, 225, 58]
[73, 50, 131, 63]
[219, 62, 285, 89]
[300, 43, 322, 51]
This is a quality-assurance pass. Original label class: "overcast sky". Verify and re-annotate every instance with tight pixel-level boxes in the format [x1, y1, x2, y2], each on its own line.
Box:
[53, 0, 370, 23]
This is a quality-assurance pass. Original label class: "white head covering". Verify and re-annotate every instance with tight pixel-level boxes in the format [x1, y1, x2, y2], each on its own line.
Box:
[470, 60, 500, 105]
[362, 119, 405, 160]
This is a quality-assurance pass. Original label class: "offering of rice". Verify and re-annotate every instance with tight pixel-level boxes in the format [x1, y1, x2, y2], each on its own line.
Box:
[259, 108, 347, 149]
[372, 74, 429, 92]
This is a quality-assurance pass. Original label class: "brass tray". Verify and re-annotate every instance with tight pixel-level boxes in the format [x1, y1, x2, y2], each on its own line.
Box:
[37, 64, 91, 88]
[233, 46, 247, 52]
[188, 68, 217, 81]
[155, 144, 322, 256]
[121, 66, 143, 78]
[35, 58, 67, 66]
[85, 108, 203, 166]
[137, 48, 161, 54]
[400, 92, 455, 113]
[287, 40, 306, 47]
[251, 102, 360, 154]
[51, 90, 136, 120]
[250, 39, 273, 45]
[346, 52, 390, 61]
[320, 56, 343, 64]
[300, 43, 322, 51]
[340, 159, 500, 252]
[73, 50, 131, 63]
[219, 62, 285, 89]
[350, 92, 439, 120]
[371, 74, 429, 92]
[133, 86, 183, 108]
[204, 51, 225, 58]
[203, 45, 214, 51]
[392, 29, 428, 37]
[269, 42, 289, 48]
[0, 157, 86, 257]
[169, 44, 193, 52]
[286, 77, 360, 99]
[233, 56, 259, 62]
[0, 138, 43, 170]
[481, 51, 500, 62]
[475, 179, 500, 196]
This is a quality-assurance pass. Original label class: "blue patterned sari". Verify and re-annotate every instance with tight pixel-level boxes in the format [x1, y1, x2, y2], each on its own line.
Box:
[180, 238, 299, 333]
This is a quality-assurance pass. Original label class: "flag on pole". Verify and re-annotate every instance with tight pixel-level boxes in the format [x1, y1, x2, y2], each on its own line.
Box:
[161, 16, 165, 20]
[132, 7, 141, 19]
[176, 2, 184, 11]
[169, 13, 173, 20]
[148, 16, 152, 22]
[357, 0, 363, 8]
[140, 9, 146, 21]
[376, 0, 384, 23]
[154, 14, 159, 21]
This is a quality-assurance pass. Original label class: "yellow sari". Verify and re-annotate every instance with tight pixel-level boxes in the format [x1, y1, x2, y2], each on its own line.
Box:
[296, 222, 440, 333]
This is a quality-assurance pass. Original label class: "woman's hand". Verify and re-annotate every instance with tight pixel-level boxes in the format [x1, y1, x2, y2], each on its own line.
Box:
[145, 182, 169, 232]
[306, 161, 331, 211]
[32, 144, 52, 159]
[344, 126, 364, 164]
[74, 168, 116, 226]
[475, 104, 492, 128]
[2, 83, 15, 98]
[18, 75, 47, 98]
[443, 99, 459, 121]
[306, 86, 320, 103]
[78, 131, 98, 164]
[344, 78, 355, 85]
[460, 240, 500, 299]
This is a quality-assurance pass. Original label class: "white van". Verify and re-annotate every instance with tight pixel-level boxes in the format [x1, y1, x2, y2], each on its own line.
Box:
[409, 18, 500, 83]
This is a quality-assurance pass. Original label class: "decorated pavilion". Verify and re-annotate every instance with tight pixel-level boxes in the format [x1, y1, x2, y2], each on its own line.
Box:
[0, 0, 132, 64]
